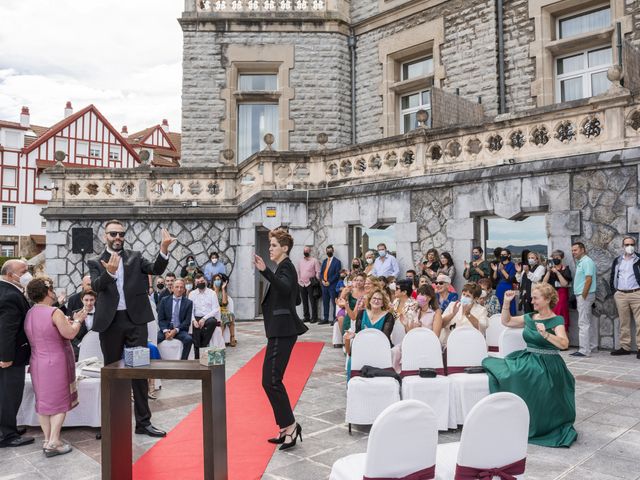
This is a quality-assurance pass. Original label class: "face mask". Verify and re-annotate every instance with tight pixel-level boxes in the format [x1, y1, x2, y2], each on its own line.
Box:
[472, 254, 481, 260]
[460, 296, 473, 306]
[157, 283, 165, 290]
[378, 250, 387, 258]
[211, 258, 218, 264]
[185, 284, 193, 291]
[346, 281, 352, 287]
[366, 258, 373, 265]
[326, 251, 333, 258]
[416, 296, 428, 308]
[16, 271, 33, 287]
[388, 282, 396, 291]
[340, 275, 346, 279]
[196, 283, 206, 290]
[528, 259, 536, 266]
[625, 245, 635, 255]
[304, 252, 310, 258]
[500, 255, 508, 261]
[552, 258, 561, 265]
[188, 261, 195, 267]
[214, 280, 222, 288]
[480, 290, 488, 298]
[352, 263, 359, 269]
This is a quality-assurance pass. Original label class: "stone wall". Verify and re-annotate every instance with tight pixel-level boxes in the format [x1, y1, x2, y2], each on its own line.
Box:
[350, 0, 377, 23]
[410, 187, 454, 265]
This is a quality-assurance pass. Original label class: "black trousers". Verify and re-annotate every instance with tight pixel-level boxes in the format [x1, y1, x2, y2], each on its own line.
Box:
[300, 285, 318, 321]
[192, 316, 218, 359]
[262, 335, 297, 428]
[0, 364, 26, 442]
[99, 310, 151, 428]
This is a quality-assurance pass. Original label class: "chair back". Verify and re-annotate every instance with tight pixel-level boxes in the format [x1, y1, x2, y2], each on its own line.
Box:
[364, 400, 438, 478]
[147, 319, 159, 345]
[226, 295, 235, 314]
[485, 314, 506, 350]
[401, 328, 444, 370]
[446, 327, 487, 367]
[457, 392, 529, 470]
[499, 328, 526, 357]
[390, 320, 406, 346]
[78, 331, 103, 362]
[351, 328, 392, 370]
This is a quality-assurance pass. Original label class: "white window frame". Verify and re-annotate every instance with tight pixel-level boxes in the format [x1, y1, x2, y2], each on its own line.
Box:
[400, 56, 434, 82]
[554, 46, 612, 102]
[55, 138, 68, 155]
[556, 4, 611, 40]
[1, 244, 15, 257]
[2, 206, 15, 226]
[76, 141, 89, 157]
[89, 145, 102, 158]
[399, 89, 432, 134]
[4, 131, 22, 149]
[2, 167, 17, 188]
[108, 146, 121, 161]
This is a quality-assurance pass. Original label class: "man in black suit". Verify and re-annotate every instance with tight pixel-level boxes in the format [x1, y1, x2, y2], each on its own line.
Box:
[63, 275, 92, 316]
[88, 219, 174, 438]
[0, 260, 34, 448]
[71, 290, 97, 360]
[157, 278, 194, 359]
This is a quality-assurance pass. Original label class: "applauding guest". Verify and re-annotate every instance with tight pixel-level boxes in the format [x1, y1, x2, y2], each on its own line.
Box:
[463, 246, 491, 283]
[157, 279, 194, 360]
[516, 252, 546, 313]
[439, 283, 488, 345]
[492, 249, 517, 315]
[543, 250, 572, 332]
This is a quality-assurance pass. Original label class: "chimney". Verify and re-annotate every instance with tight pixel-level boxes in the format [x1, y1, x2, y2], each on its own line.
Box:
[161, 119, 169, 132]
[64, 101, 73, 118]
[121, 125, 129, 138]
[20, 106, 30, 128]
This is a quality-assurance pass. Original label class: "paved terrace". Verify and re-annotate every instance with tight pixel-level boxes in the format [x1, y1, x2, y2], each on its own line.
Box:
[1, 322, 639, 480]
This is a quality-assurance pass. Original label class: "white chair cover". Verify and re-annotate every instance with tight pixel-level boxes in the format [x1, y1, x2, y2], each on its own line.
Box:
[436, 392, 529, 480]
[446, 327, 490, 427]
[400, 328, 450, 430]
[390, 320, 406, 346]
[331, 400, 438, 480]
[147, 319, 159, 345]
[485, 314, 506, 357]
[157, 338, 193, 360]
[345, 329, 400, 426]
[499, 327, 526, 357]
[78, 331, 103, 362]
[332, 321, 343, 346]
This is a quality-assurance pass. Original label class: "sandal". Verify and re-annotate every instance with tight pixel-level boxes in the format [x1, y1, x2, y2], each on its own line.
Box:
[44, 443, 72, 458]
[230, 338, 237, 347]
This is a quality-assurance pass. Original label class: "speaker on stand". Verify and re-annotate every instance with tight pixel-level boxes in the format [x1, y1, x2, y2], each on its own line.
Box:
[71, 228, 94, 277]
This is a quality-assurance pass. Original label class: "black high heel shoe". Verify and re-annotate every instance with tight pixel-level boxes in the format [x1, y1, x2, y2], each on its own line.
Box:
[267, 429, 286, 444]
[279, 423, 302, 451]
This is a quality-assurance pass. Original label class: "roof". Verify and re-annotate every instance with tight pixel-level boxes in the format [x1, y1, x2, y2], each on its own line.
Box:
[127, 125, 179, 152]
[0, 120, 28, 131]
[152, 155, 180, 167]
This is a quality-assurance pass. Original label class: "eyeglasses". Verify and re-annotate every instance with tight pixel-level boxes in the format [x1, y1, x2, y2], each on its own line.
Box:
[371, 297, 384, 302]
[107, 231, 126, 238]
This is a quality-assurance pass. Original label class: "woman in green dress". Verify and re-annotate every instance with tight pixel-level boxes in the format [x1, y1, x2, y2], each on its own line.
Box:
[482, 283, 577, 448]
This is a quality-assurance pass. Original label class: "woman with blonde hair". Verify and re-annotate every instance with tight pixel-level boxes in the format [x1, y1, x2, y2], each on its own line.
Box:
[482, 283, 576, 447]
[343, 288, 395, 360]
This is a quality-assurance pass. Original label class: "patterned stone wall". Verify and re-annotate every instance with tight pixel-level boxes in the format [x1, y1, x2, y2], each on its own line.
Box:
[410, 187, 454, 265]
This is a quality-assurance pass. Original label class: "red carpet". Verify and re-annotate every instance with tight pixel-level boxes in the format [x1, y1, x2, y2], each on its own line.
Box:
[133, 341, 324, 480]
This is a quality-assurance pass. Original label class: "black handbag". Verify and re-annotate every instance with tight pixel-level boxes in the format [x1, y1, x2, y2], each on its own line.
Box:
[361, 365, 401, 382]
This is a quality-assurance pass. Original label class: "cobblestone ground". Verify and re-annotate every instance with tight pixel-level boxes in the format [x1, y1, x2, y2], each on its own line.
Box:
[1, 322, 639, 480]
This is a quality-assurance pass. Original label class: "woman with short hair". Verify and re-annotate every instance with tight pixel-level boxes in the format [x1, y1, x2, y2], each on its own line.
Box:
[440, 282, 488, 345]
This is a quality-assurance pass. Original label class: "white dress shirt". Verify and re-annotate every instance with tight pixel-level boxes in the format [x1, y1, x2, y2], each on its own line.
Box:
[372, 254, 400, 278]
[617, 256, 640, 290]
[85, 309, 96, 331]
[189, 287, 220, 322]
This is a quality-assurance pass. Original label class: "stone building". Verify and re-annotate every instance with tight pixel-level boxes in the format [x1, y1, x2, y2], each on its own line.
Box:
[43, 0, 640, 349]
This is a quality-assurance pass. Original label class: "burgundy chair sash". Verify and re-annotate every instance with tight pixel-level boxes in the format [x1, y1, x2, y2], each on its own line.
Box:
[455, 457, 526, 480]
[350, 367, 396, 378]
[446, 365, 483, 375]
[488, 346, 499, 352]
[400, 368, 446, 378]
[363, 464, 435, 480]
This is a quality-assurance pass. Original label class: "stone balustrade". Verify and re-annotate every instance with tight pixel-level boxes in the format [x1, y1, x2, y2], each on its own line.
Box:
[196, 0, 328, 13]
[46, 90, 640, 209]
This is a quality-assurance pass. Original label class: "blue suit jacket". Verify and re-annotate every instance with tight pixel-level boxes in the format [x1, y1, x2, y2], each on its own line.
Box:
[158, 295, 193, 332]
[320, 257, 342, 285]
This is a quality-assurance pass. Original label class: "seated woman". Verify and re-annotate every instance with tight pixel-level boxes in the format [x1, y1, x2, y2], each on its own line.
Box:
[213, 273, 236, 346]
[415, 285, 443, 337]
[392, 280, 419, 334]
[477, 277, 501, 316]
[482, 284, 577, 448]
[439, 282, 488, 345]
[341, 272, 366, 334]
[434, 274, 458, 311]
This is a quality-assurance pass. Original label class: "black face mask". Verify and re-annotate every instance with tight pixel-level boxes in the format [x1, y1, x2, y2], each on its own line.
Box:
[196, 283, 206, 290]
[500, 255, 509, 261]
[157, 283, 165, 290]
[352, 263, 360, 269]
[553, 258, 562, 265]
[340, 275, 346, 279]
[326, 251, 333, 258]
[303, 252, 310, 257]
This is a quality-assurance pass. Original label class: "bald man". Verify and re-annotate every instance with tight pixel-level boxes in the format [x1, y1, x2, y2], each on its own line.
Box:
[0, 260, 34, 448]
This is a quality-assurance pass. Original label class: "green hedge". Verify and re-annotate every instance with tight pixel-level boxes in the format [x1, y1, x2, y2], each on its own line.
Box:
[0, 256, 19, 267]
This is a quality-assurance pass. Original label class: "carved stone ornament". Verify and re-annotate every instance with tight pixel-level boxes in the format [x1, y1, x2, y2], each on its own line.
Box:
[554, 121, 576, 143]
[628, 110, 640, 131]
[430, 145, 443, 160]
[356, 157, 367, 172]
[581, 116, 602, 139]
[340, 160, 353, 176]
[530, 125, 549, 146]
[68, 183, 80, 196]
[402, 150, 415, 166]
[326, 163, 338, 177]
[85, 183, 98, 196]
[509, 130, 525, 149]
[369, 155, 382, 170]
[189, 181, 202, 195]
[446, 141, 462, 158]
[385, 151, 398, 168]
[207, 182, 220, 195]
[487, 135, 503, 152]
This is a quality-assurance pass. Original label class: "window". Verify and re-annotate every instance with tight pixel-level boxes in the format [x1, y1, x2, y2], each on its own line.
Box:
[1, 244, 15, 257]
[348, 224, 397, 261]
[109, 146, 121, 161]
[556, 46, 612, 101]
[400, 90, 431, 133]
[76, 141, 88, 156]
[2, 168, 17, 188]
[2, 206, 15, 225]
[237, 104, 279, 162]
[558, 6, 611, 39]
[238, 74, 277, 91]
[4, 131, 21, 149]
[482, 216, 547, 262]
[55, 138, 68, 155]
[90, 145, 101, 158]
[401, 57, 434, 81]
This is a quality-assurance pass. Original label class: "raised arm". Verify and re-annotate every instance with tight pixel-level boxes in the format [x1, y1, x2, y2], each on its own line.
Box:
[501, 290, 524, 328]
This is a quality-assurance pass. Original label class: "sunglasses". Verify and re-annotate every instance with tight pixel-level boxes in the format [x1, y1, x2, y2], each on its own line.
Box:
[435, 281, 446, 285]
[107, 231, 126, 238]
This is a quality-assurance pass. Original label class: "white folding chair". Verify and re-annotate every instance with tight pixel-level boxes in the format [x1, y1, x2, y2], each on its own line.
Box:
[400, 328, 450, 431]
[499, 328, 526, 357]
[345, 329, 400, 431]
[446, 327, 490, 427]
[485, 314, 506, 357]
[390, 320, 406, 346]
[78, 331, 103, 362]
[436, 392, 529, 480]
[332, 321, 344, 347]
[147, 319, 159, 345]
[331, 400, 438, 480]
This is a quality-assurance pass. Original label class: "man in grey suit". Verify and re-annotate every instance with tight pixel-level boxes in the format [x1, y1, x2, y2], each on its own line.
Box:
[88, 219, 175, 437]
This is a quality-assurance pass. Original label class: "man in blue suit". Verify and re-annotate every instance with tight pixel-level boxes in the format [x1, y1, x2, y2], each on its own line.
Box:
[319, 245, 342, 325]
[157, 278, 193, 359]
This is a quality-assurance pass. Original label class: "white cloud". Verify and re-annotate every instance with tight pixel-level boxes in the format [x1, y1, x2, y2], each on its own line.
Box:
[0, 0, 183, 131]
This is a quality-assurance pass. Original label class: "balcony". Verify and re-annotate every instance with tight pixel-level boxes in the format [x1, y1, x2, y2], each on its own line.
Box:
[197, 0, 328, 13]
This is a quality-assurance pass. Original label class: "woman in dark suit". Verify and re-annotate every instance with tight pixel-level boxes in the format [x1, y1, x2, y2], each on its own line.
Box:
[254, 228, 308, 451]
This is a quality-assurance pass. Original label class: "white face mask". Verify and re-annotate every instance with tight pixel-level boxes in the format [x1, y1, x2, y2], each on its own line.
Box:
[625, 245, 635, 255]
[366, 258, 374, 265]
[185, 284, 193, 291]
[460, 296, 473, 306]
[528, 259, 536, 266]
[15, 271, 33, 287]
[480, 290, 488, 298]
[388, 282, 396, 291]
[211, 258, 218, 264]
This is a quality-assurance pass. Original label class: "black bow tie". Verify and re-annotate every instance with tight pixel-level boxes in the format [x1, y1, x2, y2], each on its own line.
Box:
[87, 313, 94, 316]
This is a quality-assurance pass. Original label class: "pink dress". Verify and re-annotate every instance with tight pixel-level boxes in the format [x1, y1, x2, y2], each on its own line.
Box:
[24, 305, 78, 415]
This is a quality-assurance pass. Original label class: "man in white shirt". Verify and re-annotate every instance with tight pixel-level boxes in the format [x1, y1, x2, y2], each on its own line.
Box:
[610, 236, 640, 358]
[189, 273, 221, 358]
[371, 243, 400, 278]
[71, 290, 97, 360]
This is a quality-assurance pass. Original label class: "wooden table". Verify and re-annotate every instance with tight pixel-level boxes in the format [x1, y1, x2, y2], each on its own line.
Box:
[101, 360, 227, 480]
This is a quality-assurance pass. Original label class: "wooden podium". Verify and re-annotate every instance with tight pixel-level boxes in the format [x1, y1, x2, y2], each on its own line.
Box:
[101, 360, 227, 480]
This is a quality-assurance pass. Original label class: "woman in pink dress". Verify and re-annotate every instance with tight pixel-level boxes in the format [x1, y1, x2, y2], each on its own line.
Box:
[24, 277, 87, 458]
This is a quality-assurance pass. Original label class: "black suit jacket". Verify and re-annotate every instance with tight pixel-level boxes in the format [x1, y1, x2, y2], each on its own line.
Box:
[260, 257, 308, 338]
[157, 295, 193, 333]
[62, 291, 83, 316]
[88, 249, 169, 333]
[0, 281, 31, 366]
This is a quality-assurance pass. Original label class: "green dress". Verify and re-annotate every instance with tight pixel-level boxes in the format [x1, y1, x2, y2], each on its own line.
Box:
[482, 314, 577, 448]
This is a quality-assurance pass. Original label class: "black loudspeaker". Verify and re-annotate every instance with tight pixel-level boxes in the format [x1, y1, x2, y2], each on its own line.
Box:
[72, 228, 94, 254]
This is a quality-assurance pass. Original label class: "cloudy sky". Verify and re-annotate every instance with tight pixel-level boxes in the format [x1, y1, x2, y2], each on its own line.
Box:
[0, 0, 183, 133]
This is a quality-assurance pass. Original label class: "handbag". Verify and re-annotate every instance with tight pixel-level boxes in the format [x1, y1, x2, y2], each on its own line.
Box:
[361, 365, 401, 382]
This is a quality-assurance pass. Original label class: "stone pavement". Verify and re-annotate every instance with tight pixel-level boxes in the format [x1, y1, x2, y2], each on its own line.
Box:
[1, 322, 639, 480]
